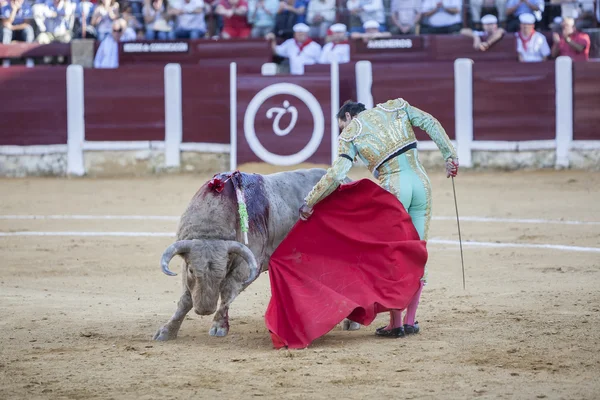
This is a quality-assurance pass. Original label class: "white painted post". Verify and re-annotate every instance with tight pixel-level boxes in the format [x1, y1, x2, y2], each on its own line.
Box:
[355, 60, 373, 109]
[555, 56, 573, 169]
[230, 62, 237, 171]
[454, 58, 474, 168]
[66, 64, 85, 176]
[330, 61, 340, 163]
[164, 63, 182, 168]
[261, 63, 277, 76]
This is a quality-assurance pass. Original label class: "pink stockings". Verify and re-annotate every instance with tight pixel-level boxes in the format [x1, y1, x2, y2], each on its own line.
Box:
[386, 280, 424, 329]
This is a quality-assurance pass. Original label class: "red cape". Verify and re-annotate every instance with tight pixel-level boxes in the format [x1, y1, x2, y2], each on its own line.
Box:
[264, 179, 428, 349]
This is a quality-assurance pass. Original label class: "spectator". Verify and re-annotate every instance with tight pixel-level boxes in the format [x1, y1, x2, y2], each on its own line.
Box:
[281, 0, 309, 24]
[127, 0, 144, 26]
[390, 0, 421, 35]
[551, 16, 590, 61]
[247, 0, 278, 38]
[420, 0, 462, 34]
[121, 3, 144, 35]
[272, 0, 297, 39]
[346, 0, 385, 33]
[215, 0, 251, 38]
[460, 14, 505, 51]
[169, 0, 209, 39]
[516, 13, 550, 61]
[562, 0, 596, 30]
[505, 0, 544, 32]
[306, 0, 335, 38]
[94, 19, 120, 67]
[117, 16, 136, 39]
[1, 0, 35, 48]
[91, 0, 120, 41]
[469, 0, 507, 28]
[350, 19, 390, 39]
[318, 22, 349, 63]
[266, 22, 321, 74]
[35, 0, 75, 44]
[73, 0, 96, 39]
[143, 0, 173, 39]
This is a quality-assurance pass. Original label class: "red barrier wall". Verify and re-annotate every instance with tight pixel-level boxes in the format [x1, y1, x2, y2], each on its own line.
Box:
[84, 66, 165, 141]
[574, 62, 600, 141]
[181, 66, 230, 143]
[371, 62, 455, 140]
[473, 62, 555, 141]
[0, 67, 67, 145]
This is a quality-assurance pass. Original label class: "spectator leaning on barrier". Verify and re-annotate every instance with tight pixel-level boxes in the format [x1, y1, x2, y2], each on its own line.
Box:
[551, 16, 590, 61]
[91, 0, 120, 41]
[318, 22, 350, 63]
[168, 0, 209, 39]
[216, 0, 251, 38]
[266, 22, 321, 74]
[505, 0, 543, 32]
[469, 0, 507, 29]
[390, 0, 421, 35]
[516, 12, 550, 61]
[94, 19, 121, 68]
[420, 0, 462, 34]
[460, 14, 505, 51]
[350, 19, 391, 40]
[346, 0, 386, 33]
[1, 0, 35, 48]
[143, 0, 173, 39]
[306, 0, 335, 38]
[247, 0, 278, 38]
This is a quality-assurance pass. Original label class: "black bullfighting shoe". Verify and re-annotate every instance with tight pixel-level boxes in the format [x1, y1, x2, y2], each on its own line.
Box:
[375, 326, 405, 338]
[403, 321, 420, 335]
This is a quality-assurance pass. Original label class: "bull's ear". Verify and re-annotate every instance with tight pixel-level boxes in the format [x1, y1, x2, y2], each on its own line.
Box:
[160, 240, 198, 276]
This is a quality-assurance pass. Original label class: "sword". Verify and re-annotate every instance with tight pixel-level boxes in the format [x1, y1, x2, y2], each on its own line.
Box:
[451, 176, 466, 290]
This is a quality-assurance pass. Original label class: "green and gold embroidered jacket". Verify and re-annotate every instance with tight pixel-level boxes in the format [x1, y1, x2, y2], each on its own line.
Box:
[304, 98, 457, 208]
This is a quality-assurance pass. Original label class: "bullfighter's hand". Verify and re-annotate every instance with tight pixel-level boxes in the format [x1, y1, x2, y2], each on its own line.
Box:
[299, 203, 313, 221]
[446, 157, 459, 178]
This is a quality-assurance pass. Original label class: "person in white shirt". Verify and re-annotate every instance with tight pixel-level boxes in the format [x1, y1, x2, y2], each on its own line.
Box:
[420, 0, 462, 34]
[390, 0, 421, 34]
[94, 20, 120, 68]
[515, 13, 550, 62]
[306, 0, 335, 38]
[346, 0, 385, 33]
[168, 0, 208, 39]
[266, 22, 322, 75]
[318, 23, 350, 64]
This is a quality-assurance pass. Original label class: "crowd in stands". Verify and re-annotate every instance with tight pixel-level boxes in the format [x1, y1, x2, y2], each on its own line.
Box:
[1, 0, 598, 67]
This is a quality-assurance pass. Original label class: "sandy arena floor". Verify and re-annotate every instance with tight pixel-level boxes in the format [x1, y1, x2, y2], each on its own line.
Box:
[1, 164, 599, 399]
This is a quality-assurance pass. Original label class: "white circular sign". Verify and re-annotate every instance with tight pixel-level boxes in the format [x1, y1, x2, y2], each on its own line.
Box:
[244, 83, 325, 166]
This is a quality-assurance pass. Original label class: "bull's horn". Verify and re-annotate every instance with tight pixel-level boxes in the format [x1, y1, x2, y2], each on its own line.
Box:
[160, 240, 196, 276]
[226, 241, 259, 284]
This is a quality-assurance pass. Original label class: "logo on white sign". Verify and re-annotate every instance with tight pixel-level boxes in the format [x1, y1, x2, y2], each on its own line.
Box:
[244, 83, 324, 166]
[266, 100, 298, 136]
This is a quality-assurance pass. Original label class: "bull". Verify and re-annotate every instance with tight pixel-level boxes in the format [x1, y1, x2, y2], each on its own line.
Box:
[153, 168, 359, 341]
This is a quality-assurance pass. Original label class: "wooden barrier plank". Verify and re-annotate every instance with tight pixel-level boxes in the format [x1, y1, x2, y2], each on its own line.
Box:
[574, 62, 600, 141]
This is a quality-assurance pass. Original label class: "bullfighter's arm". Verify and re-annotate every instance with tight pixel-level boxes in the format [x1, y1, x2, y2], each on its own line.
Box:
[406, 103, 457, 161]
[304, 140, 357, 208]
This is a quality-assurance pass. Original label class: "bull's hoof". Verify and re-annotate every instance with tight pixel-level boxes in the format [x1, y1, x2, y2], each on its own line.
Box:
[153, 326, 177, 341]
[342, 319, 361, 331]
[208, 325, 229, 337]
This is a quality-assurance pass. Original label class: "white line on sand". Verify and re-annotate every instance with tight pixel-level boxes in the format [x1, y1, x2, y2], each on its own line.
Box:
[0, 231, 599, 253]
[1, 215, 599, 225]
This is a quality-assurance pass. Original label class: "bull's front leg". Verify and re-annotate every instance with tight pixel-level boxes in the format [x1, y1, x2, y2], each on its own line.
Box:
[208, 282, 241, 337]
[153, 290, 193, 341]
